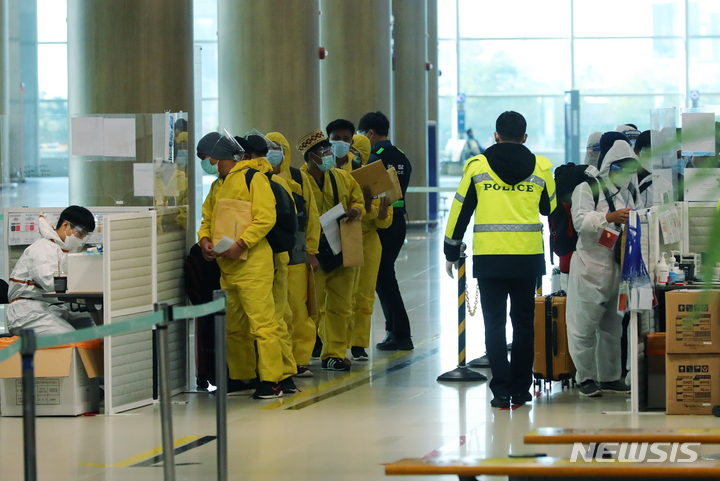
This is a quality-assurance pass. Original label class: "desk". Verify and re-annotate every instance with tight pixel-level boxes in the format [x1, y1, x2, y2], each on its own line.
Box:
[42, 292, 103, 326]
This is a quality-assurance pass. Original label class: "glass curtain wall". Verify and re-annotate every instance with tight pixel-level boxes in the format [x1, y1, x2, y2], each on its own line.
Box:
[439, 0, 720, 170]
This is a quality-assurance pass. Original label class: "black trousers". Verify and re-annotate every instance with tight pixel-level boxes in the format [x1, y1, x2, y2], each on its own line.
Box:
[375, 213, 411, 339]
[477, 276, 536, 398]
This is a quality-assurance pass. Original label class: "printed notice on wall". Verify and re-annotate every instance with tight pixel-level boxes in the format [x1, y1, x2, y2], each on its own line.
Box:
[71, 117, 104, 156]
[133, 163, 154, 197]
[103, 118, 136, 157]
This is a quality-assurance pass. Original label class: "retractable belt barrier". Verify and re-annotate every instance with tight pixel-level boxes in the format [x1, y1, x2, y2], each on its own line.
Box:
[4, 292, 229, 481]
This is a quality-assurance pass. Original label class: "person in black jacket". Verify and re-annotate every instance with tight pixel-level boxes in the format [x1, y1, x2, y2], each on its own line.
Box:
[358, 111, 414, 351]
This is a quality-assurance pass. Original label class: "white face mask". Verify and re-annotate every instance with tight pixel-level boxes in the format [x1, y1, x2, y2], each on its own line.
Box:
[330, 140, 351, 159]
[63, 230, 85, 252]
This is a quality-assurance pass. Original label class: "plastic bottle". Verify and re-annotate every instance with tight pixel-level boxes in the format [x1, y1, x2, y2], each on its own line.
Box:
[656, 254, 669, 285]
[668, 263, 680, 284]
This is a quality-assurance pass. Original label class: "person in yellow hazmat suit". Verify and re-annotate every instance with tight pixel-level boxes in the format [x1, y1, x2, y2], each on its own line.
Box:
[352, 134, 371, 166]
[298, 129, 365, 371]
[326, 119, 362, 172]
[267, 131, 321, 377]
[243, 132, 300, 394]
[197, 133, 285, 399]
[348, 196, 393, 361]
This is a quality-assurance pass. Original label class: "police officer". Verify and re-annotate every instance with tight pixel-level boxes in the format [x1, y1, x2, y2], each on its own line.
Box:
[444, 111, 556, 408]
[358, 111, 414, 351]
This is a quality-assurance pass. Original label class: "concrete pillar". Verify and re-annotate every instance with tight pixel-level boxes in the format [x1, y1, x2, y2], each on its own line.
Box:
[218, 0, 320, 165]
[427, 0, 438, 124]
[319, 0, 392, 131]
[393, 0, 428, 221]
[67, 0, 194, 207]
[0, 0, 8, 185]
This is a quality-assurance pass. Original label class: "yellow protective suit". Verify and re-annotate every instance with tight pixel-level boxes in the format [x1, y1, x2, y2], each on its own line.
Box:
[348, 201, 394, 349]
[300, 164, 365, 360]
[267, 132, 321, 366]
[352, 134, 371, 166]
[197, 160, 283, 383]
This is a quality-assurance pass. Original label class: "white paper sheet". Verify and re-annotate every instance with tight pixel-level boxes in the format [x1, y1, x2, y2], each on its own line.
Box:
[212, 237, 236, 254]
[71, 117, 104, 156]
[103, 118, 136, 157]
[659, 208, 682, 245]
[133, 163, 154, 197]
[319, 203, 346, 255]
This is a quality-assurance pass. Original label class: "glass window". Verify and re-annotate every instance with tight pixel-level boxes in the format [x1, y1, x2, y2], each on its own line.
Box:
[438, 0, 456, 39]
[579, 94, 683, 147]
[37, 0, 67, 43]
[438, 96, 455, 160]
[463, 96, 565, 166]
[574, 38, 684, 94]
[459, 40, 570, 95]
[202, 99, 219, 134]
[438, 40, 457, 96]
[459, 0, 570, 39]
[38, 101, 69, 177]
[689, 38, 720, 93]
[38, 44, 68, 100]
[689, 1, 720, 36]
[574, 0, 684, 38]
[199, 42, 219, 98]
[194, 0, 218, 41]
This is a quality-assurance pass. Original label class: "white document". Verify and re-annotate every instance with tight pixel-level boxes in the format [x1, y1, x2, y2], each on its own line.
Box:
[684, 169, 720, 202]
[133, 163, 154, 197]
[212, 236, 236, 254]
[71, 117, 104, 156]
[682, 112, 716, 156]
[652, 168, 674, 205]
[659, 208, 682, 245]
[320, 203, 346, 255]
[103, 117, 136, 157]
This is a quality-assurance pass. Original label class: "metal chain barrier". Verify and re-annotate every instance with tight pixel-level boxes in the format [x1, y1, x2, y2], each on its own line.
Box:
[465, 280, 480, 317]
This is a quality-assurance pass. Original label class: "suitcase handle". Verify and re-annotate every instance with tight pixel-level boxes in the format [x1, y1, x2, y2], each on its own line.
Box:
[552, 321, 558, 356]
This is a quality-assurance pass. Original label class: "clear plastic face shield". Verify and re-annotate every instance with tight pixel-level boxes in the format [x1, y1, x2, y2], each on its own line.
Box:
[609, 159, 639, 190]
[244, 128, 281, 165]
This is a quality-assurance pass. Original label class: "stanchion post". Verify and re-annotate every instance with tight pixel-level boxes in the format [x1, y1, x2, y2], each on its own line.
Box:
[20, 329, 37, 481]
[438, 243, 487, 382]
[154, 303, 176, 481]
[213, 290, 228, 481]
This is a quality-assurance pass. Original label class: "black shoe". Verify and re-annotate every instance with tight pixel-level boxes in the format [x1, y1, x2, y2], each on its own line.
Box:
[279, 377, 300, 394]
[228, 378, 257, 395]
[376, 336, 414, 351]
[322, 357, 350, 371]
[311, 336, 322, 359]
[599, 380, 630, 394]
[490, 396, 511, 408]
[252, 381, 283, 399]
[511, 392, 533, 405]
[351, 346, 369, 361]
[579, 380, 602, 397]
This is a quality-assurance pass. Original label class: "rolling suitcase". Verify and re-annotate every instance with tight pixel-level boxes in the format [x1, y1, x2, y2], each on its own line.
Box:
[533, 293, 575, 389]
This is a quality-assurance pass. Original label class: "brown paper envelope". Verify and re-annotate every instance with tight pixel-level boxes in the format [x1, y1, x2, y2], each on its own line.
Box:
[384, 167, 403, 204]
[213, 198, 252, 260]
[307, 268, 318, 318]
[350, 161, 394, 197]
[340, 219, 364, 267]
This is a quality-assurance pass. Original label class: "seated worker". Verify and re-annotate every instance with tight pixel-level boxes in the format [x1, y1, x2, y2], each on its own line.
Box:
[197, 134, 287, 399]
[6, 206, 96, 335]
[326, 119, 362, 172]
[298, 129, 365, 371]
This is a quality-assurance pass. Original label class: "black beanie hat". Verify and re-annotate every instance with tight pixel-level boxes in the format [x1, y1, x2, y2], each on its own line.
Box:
[197, 132, 221, 159]
[209, 136, 241, 161]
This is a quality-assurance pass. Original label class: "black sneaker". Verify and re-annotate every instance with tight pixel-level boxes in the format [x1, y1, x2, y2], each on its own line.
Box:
[599, 380, 630, 394]
[579, 380, 602, 397]
[511, 392, 533, 405]
[228, 378, 257, 395]
[322, 357, 350, 371]
[311, 336, 322, 360]
[279, 377, 300, 394]
[252, 381, 283, 399]
[490, 396, 511, 408]
[376, 336, 414, 351]
[351, 346, 369, 361]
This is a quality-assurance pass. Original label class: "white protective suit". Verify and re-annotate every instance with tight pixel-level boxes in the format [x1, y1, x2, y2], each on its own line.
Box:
[566, 140, 638, 384]
[584, 132, 602, 168]
[6, 215, 94, 335]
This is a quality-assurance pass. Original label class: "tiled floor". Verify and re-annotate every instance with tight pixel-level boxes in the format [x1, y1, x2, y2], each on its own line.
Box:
[0, 188, 717, 480]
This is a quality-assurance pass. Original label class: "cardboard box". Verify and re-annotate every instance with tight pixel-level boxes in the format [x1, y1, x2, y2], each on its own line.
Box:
[666, 354, 720, 415]
[665, 290, 720, 354]
[67, 252, 104, 293]
[0, 346, 103, 416]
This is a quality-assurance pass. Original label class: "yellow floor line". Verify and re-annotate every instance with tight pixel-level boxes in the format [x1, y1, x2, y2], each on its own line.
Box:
[260, 334, 440, 411]
[79, 435, 201, 468]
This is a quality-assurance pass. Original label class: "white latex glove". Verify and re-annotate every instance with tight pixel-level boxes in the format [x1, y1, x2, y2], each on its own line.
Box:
[446, 260, 459, 279]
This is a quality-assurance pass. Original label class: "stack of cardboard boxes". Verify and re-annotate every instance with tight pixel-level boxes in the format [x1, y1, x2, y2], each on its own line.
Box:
[665, 289, 720, 415]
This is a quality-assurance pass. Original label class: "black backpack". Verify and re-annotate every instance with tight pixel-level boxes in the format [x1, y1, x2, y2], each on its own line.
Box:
[244, 168, 298, 254]
[549, 163, 601, 258]
[288, 167, 309, 265]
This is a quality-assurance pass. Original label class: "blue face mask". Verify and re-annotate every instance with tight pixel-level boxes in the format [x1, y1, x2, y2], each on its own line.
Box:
[317, 154, 335, 172]
[267, 149, 284, 167]
[201, 157, 218, 175]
